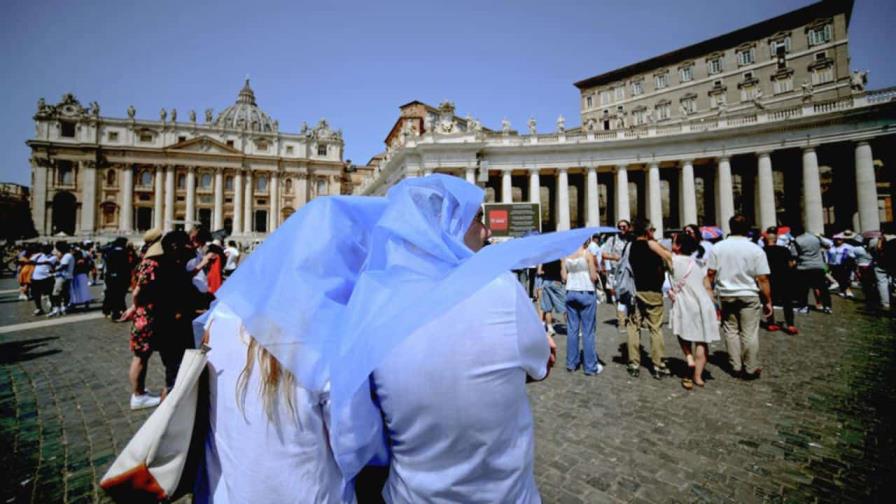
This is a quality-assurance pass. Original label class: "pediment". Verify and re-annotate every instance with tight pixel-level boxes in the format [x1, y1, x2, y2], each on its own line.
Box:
[166, 136, 240, 154]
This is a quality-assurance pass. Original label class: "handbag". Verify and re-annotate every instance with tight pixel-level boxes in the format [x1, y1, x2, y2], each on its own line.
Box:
[613, 242, 636, 307]
[100, 345, 210, 502]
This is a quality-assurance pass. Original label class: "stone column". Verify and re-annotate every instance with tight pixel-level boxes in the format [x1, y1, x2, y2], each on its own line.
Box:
[243, 170, 253, 233]
[854, 141, 880, 232]
[31, 158, 48, 235]
[716, 157, 734, 234]
[679, 160, 697, 226]
[423, 169, 434, 177]
[164, 165, 175, 232]
[213, 169, 224, 230]
[757, 152, 776, 230]
[801, 148, 824, 235]
[233, 170, 243, 234]
[185, 166, 196, 227]
[528, 168, 540, 204]
[80, 161, 97, 234]
[465, 167, 476, 184]
[153, 165, 164, 230]
[647, 162, 663, 237]
[297, 173, 309, 208]
[501, 170, 513, 203]
[615, 165, 630, 222]
[586, 166, 599, 227]
[269, 171, 279, 232]
[556, 168, 571, 230]
[120, 164, 134, 232]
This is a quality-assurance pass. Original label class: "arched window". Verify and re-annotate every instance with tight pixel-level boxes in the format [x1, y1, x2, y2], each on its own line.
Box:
[256, 175, 268, 192]
[316, 179, 326, 196]
[284, 178, 293, 194]
[200, 173, 212, 189]
[140, 170, 153, 187]
[106, 169, 116, 186]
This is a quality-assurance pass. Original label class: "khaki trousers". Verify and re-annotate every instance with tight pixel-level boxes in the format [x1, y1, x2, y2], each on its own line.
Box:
[626, 291, 665, 366]
[720, 296, 761, 374]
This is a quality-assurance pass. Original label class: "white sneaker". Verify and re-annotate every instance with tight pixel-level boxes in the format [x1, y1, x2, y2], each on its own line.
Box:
[46, 307, 60, 318]
[130, 394, 161, 410]
[18, 293, 28, 301]
[595, 363, 604, 375]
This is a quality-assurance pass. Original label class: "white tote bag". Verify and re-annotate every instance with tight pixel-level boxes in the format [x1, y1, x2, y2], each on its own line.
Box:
[100, 346, 209, 502]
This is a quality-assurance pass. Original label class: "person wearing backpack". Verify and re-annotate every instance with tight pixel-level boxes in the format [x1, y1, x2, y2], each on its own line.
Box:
[624, 219, 673, 379]
[790, 223, 833, 314]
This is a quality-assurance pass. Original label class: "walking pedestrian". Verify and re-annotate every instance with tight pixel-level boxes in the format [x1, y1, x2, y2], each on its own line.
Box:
[625, 219, 673, 379]
[29, 244, 56, 315]
[707, 214, 772, 380]
[127, 229, 163, 410]
[16, 244, 35, 301]
[827, 232, 857, 298]
[561, 238, 602, 375]
[68, 244, 94, 309]
[48, 241, 74, 317]
[763, 227, 798, 334]
[223, 240, 240, 277]
[791, 223, 833, 314]
[601, 220, 631, 331]
[102, 237, 131, 320]
[668, 233, 718, 389]
[538, 259, 565, 335]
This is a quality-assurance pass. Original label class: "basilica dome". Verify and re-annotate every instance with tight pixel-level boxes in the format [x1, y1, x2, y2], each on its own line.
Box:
[214, 79, 275, 132]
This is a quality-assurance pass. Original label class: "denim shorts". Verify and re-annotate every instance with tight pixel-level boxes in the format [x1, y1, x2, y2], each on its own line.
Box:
[540, 281, 566, 314]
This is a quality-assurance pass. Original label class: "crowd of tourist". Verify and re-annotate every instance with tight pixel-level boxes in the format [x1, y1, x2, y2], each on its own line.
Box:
[526, 214, 895, 389]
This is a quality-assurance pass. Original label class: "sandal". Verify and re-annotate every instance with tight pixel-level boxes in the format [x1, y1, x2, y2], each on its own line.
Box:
[681, 377, 694, 390]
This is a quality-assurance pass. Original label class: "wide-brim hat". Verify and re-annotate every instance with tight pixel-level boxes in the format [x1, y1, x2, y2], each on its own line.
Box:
[143, 228, 163, 258]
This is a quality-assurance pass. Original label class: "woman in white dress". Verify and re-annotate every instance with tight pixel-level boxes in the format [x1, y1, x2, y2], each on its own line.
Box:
[668, 233, 719, 389]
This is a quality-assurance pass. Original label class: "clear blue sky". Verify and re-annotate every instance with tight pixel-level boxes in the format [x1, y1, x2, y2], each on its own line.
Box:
[2, 0, 893, 186]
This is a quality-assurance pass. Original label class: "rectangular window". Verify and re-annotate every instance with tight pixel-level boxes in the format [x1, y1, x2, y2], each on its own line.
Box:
[614, 86, 625, 101]
[257, 142, 268, 151]
[681, 97, 697, 114]
[60, 121, 76, 138]
[285, 145, 294, 155]
[769, 37, 791, 57]
[585, 95, 592, 108]
[317, 145, 327, 156]
[107, 131, 119, 142]
[655, 103, 671, 120]
[139, 133, 153, 143]
[226, 140, 235, 147]
[815, 51, 827, 61]
[812, 66, 834, 85]
[599, 90, 611, 105]
[710, 93, 727, 109]
[679, 65, 693, 82]
[178, 136, 187, 143]
[654, 73, 668, 89]
[707, 58, 722, 75]
[737, 48, 755, 66]
[631, 80, 643, 96]
[740, 85, 760, 102]
[808, 24, 832, 46]
[632, 109, 646, 126]
[773, 76, 794, 95]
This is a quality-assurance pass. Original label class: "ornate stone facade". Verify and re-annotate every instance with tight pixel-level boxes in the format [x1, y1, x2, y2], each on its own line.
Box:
[27, 80, 347, 238]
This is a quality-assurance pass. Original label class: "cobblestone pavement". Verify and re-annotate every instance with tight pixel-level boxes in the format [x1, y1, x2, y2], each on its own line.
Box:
[1, 276, 894, 503]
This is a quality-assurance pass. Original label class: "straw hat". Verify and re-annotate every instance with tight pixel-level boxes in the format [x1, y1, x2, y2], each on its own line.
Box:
[143, 228, 163, 258]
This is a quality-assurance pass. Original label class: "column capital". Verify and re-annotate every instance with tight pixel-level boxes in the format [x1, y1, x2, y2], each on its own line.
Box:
[802, 146, 816, 154]
[679, 159, 695, 166]
[526, 166, 540, 173]
[716, 156, 730, 163]
[855, 140, 870, 148]
[755, 150, 773, 158]
[556, 167, 568, 173]
[585, 165, 597, 173]
[647, 161, 660, 169]
[615, 164, 628, 172]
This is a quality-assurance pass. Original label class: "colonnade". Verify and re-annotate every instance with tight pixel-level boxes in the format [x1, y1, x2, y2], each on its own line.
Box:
[469, 140, 880, 235]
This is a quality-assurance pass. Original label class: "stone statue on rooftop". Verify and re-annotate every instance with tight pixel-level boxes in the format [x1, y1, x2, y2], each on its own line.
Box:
[850, 70, 868, 92]
[528, 117, 536, 135]
[170, 108, 177, 122]
[205, 108, 213, 123]
[501, 118, 511, 134]
[127, 105, 136, 119]
[189, 109, 196, 123]
[160, 108, 167, 122]
[556, 114, 565, 133]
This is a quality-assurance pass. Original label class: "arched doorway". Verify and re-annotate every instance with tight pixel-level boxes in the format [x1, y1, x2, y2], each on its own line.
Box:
[52, 192, 77, 235]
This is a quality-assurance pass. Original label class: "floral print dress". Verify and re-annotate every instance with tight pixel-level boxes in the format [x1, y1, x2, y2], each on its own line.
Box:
[130, 257, 161, 357]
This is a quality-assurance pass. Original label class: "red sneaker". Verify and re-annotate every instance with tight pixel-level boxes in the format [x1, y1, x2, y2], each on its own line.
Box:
[767, 324, 781, 332]
[784, 326, 799, 335]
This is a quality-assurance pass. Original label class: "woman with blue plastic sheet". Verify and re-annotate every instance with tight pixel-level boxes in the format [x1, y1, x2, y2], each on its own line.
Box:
[193, 175, 597, 503]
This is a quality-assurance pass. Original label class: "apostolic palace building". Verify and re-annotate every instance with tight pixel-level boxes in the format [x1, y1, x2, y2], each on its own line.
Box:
[359, 0, 896, 237]
[25, 0, 896, 240]
[27, 79, 346, 238]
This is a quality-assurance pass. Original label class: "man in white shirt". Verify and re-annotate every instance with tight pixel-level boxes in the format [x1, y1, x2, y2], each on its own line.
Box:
[49, 241, 75, 317]
[372, 208, 556, 503]
[30, 243, 57, 316]
[707, 214, 772, 380]
[223, 240, 240, 277]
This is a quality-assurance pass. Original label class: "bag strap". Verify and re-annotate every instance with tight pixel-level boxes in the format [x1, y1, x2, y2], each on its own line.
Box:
[671, 259, 696, 295]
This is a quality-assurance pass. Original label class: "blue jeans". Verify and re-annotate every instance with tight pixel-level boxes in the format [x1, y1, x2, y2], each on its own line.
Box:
[565, 290, 598, 374]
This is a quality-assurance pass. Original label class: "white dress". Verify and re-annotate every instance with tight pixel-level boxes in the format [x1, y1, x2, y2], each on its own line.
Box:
[194, 303, 351, 504]
[668, 255, 720, 343]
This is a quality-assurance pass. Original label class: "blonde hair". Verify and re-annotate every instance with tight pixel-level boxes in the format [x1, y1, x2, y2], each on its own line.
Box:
[235, 328, 299, 425]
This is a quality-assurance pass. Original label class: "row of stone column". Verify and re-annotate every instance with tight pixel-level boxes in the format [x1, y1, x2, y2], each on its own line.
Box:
[118, 165, 284, 234]
[479, 140, 879, 234]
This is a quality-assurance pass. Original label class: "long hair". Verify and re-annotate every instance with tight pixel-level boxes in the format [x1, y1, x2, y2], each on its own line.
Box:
[236, 327, 299, 425]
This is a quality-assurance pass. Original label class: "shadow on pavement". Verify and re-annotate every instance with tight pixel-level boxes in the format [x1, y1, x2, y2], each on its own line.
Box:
[0, 336, 60, 364]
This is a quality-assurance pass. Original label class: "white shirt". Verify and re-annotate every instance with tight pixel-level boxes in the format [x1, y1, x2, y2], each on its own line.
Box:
[565, 255, 595, 292]
[223, 246, 240, 271]
[187, 252, 209, 293]
[373, 273, 547, 504]
[708, 236, 770, 297]
[57, 253, 75, 280]
[196, 303, 350, 504]
[31, 253, 56, 281]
